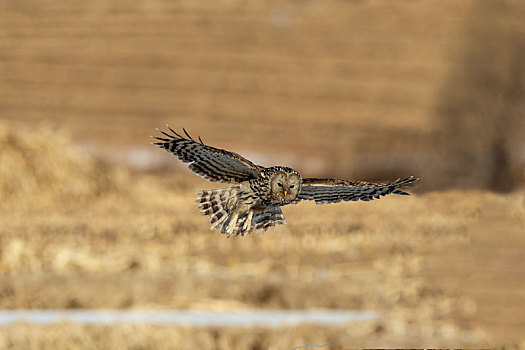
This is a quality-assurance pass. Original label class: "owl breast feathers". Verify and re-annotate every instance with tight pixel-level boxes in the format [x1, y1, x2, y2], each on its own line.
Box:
[153, 127, 419, 236]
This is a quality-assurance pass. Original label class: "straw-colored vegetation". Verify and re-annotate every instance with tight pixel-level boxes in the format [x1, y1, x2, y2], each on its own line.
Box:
[0, 123, 129, 201]
[1, 0, 524, 348]
[1, 123, 524, 348]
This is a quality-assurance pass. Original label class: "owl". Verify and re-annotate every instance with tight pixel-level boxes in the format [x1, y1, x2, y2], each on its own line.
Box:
[153, 127, 418, 236]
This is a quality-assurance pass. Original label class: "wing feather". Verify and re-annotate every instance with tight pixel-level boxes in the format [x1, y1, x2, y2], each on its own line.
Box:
[298, 176, 418, 204]
[153, 127, 263, 183]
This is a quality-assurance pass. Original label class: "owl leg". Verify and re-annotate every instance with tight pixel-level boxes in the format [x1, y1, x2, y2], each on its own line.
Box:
[241, 210, 254, 233]
[225, 212, 239, 234]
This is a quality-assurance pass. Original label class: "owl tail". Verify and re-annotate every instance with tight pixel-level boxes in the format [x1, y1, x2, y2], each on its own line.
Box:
[196, 188, 234, 232]
[196, 189, 286, 236]
[251, 207, 286, 232]
[228, 207, 286, 236]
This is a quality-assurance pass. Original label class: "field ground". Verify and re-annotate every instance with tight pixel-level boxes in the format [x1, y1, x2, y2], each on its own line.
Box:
[1, 0, 525, 348]
[1, 0, 523, 189]
[1, 123, 524, 349]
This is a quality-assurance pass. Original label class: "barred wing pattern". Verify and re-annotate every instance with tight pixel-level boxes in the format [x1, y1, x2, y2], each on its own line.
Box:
[153, 127, 263, 183]
[298, 176, 418, 204]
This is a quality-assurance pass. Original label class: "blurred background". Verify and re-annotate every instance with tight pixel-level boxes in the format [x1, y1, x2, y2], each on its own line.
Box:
[0, 0, 524, 349]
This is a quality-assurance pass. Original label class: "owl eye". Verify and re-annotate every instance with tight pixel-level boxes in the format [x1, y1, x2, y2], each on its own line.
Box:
[289, 185, 295, 188]
[277, 183, 283, 187]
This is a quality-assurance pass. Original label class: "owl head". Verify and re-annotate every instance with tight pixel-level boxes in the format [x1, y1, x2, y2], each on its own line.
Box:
[269, 168, 302, 202]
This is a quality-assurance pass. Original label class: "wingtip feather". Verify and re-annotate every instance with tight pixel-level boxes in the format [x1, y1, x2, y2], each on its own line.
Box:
[182, 127, 194, 141]
[165, 124, 182, 138]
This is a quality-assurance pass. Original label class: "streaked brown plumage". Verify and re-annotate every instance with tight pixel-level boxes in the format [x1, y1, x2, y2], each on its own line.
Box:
[153, 126, 419, 236]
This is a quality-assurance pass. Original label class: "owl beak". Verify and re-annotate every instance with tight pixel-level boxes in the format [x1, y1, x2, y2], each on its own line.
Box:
[283, 190, 288, 197]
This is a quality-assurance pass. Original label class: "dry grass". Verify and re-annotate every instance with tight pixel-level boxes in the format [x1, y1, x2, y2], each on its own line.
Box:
[0, 122, 129, 201]
[1, 0, 524, 347]
[0, 322, 495, 350]
[1, 123, 524, 348]
[1, 0, 522, 189]
[0, 0, 482, 183]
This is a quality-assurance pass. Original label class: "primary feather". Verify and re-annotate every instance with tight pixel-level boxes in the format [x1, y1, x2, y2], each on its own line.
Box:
[297, 176, 418, 204]
[153, 126, 262, 183]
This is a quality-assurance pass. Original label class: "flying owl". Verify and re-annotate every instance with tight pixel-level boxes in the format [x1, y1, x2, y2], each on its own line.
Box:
[153, 127, 418, 236]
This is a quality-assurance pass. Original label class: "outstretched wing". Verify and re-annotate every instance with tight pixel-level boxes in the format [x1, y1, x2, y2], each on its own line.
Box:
[153, 126, 263, 183]
[297, 176, 418, 204]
